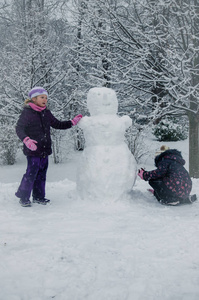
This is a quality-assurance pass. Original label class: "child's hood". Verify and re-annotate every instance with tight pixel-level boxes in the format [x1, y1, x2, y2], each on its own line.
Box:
[155, 149, 185, 167]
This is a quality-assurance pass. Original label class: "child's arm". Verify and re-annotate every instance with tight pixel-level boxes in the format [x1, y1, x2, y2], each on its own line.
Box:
[16, 110, 38, 151]
[50, 112, 82, 129]
[16, 109, 29, 141]
[142, 161, 169, 181]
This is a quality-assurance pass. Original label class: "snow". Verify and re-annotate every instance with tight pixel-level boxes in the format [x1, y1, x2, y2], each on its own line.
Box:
[0, 137, 199, 300]
[77, 87, 137, 201]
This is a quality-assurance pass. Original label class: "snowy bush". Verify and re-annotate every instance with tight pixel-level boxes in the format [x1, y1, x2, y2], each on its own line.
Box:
[0, 126, 18, 165]
[51, 129, 72, 164]
[51, 127, 84, 164]
[73, 127, 85, 151]
[125, 124, 149, 163]
[153, 118, 188, 141]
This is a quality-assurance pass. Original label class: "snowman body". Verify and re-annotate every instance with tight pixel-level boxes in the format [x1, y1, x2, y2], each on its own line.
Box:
[77, 87, 137, 201]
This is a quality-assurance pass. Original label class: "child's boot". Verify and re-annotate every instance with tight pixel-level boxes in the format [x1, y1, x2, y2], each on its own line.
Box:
[19, 198, 31, 207]
[33, 197, 50, 205]
[189, 194, 197, 203]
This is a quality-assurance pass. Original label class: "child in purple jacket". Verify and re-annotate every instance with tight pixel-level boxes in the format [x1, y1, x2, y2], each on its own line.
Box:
[138, 145, 197, 206]
[15, 86, 82, 207]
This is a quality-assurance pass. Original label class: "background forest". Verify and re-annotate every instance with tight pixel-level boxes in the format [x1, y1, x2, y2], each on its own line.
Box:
[0, 0, 199, 177]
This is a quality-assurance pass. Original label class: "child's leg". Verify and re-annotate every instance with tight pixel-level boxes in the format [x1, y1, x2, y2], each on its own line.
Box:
[32, 156, 48, 199]
[15, 157, 41, 200]
[149, 179, 180, 204]
[148, 179, 165, 201]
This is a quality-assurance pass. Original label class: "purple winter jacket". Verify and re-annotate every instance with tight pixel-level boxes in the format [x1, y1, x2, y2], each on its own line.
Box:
[16, 106, 72, 157]
[143, 149, 192, 198]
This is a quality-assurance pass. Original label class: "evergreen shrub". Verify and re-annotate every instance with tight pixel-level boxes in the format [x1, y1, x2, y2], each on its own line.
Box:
[153, 118, 188, 141]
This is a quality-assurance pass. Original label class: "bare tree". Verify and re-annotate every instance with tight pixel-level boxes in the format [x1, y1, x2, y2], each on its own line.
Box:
[0, 0, 80, 163]
[1, 0, 199, 173]
[99, 0, 199, 177]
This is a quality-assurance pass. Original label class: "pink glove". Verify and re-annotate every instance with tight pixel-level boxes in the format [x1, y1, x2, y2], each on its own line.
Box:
[138, 168, 144, 180]
[23, 137, 37, 151]
[71, 114, 83, 126]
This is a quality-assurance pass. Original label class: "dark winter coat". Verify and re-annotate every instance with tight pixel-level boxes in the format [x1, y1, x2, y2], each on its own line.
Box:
[16, 106, 72, 158]
[143, 149, 192, 199]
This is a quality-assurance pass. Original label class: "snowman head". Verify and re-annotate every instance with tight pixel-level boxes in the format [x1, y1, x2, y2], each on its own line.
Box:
[87, 87, 118, 116]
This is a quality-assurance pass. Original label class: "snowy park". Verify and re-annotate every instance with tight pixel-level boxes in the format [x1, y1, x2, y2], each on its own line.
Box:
[0, 86, 199, 300]
[0, 1, 199, 299]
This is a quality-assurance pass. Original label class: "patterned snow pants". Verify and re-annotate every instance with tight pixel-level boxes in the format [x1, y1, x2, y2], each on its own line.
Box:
[149, 179, 189, 204]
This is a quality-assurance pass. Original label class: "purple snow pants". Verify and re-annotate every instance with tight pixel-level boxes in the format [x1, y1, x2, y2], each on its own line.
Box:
[15, 156, 48, 201]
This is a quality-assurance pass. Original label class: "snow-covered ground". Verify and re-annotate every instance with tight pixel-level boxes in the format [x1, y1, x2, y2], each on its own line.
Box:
[0, 138, 199, 300]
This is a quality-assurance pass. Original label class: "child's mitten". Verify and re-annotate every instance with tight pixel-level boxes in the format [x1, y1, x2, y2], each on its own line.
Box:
[71, 114, 83, 126]
[138, 168, 144, 180]
[23, 137, 38, 151]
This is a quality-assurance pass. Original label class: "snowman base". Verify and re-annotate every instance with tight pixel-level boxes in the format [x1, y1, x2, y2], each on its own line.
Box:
[77, 144, 137, 202]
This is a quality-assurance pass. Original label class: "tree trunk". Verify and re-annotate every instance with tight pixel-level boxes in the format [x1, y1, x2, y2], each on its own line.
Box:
[189, 0, 199, 178]
[189, 112, 199, 178]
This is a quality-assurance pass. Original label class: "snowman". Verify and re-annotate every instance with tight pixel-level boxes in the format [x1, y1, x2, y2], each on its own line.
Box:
[76, 87, 137, 202]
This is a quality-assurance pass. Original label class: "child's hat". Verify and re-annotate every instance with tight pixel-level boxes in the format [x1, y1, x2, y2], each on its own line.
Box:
[28, 86, 48, 99]
[155, 145, 170, 157]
